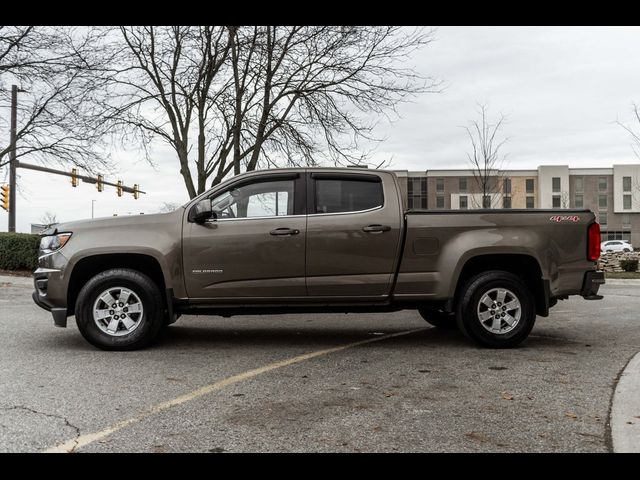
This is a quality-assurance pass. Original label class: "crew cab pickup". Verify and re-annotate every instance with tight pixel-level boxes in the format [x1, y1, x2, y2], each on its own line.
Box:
[32, 168, 604, 350]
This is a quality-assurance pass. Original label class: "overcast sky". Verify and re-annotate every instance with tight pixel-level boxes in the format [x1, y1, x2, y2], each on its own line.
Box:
[7, 25, 640, 232]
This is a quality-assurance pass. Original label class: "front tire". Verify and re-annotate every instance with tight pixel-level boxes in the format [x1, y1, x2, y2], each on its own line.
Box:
[75, 268, 165, 351]
[456, 270, 536, 348]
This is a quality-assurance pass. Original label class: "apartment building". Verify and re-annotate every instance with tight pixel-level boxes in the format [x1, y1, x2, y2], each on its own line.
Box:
[394, 164, 640, 245]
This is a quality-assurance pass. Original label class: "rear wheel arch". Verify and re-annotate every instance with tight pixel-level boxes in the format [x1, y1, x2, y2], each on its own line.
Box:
[451, 253, 547, 316]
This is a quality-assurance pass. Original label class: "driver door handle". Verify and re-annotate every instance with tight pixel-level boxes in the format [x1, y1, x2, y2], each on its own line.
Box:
[362, 224, 391, 233]
[270, 228, 300, 236]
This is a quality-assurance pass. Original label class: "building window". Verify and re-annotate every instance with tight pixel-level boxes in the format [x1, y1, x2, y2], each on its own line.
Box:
[624, 194, 632, 210]
[459, 177, 467, 193]
[604, 231, 632, 241]
[623, 176, 632, 192]
[407, 177, 427, 210]
[599, 212, 607, 226]
[409, 197, 427, 209]
[526, 179, 534, 194]
[436, 177, 444, 193]
[503, 196, 512, 209]
[482, 195, 491, 208]
[503, 178, 511, 194]
[575, 176, 584, 193]
[598, 194, 607, 210]
[436, 195, 444, 209]
[552, 195, 561, 208]
[552, 177, 561, 193]
[526, 196, 534, 209]
[459, 195, 468, 209]
[574, 194, 583, 208]
[623, 214, 631, 228]
[598, 177, 607, 192]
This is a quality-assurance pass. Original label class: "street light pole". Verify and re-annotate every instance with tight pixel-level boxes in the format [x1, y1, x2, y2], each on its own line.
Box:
[8, 85, 18, 232]
[91, 199, 96, 219]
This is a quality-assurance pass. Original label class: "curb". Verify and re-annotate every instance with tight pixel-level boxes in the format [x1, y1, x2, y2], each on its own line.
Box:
[611, 352, 640, 453]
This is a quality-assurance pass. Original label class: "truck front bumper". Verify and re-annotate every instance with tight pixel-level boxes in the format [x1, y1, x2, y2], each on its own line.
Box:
[32, 268, 68, 327]
[581, 270, 605, 300]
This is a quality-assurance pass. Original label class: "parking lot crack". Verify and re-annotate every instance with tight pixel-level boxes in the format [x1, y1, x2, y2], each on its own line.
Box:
[1, 405, 81, 452]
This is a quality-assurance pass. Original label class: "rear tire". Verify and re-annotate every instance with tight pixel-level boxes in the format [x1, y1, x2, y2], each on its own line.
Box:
[418, 307, 457, 329]
[456, 270, 536, 348]
[75, 268, 165, 351]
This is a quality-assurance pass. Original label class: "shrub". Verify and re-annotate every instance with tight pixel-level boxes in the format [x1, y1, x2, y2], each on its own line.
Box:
[620, 259, 639, 272]
[0, 232, 40, 271]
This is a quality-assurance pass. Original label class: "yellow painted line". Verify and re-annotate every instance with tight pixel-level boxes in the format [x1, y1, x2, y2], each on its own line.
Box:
[44, 327, 427, 453]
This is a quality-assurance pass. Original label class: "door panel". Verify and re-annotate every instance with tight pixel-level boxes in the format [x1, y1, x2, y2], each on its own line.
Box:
[182, 174, 307, 299]
[183, 217, 306, 298]
[305, 172, 402, 297]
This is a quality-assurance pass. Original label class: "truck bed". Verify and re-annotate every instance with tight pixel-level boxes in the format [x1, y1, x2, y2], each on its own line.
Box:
[394, 208, 597, 302]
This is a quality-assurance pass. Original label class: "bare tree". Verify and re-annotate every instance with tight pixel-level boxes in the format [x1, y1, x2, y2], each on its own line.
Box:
[618, 103, 640, 158]
[560, 190, 570, 208]
[94, 26, 232, 199]
[464, 104, 509, 208]
[96, 26, 437, 199]
[618, 104, 640, 204]
[0, 27, 111, 175]
[39, 211, 58, 227]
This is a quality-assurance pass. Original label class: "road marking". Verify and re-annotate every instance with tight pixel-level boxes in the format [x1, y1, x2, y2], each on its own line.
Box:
[44, 327, 428, 453]
[611, 351, 640, 453]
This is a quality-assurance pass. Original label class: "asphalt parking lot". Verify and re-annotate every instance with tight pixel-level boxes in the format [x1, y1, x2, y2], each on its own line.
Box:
[0, 276, 638, 453]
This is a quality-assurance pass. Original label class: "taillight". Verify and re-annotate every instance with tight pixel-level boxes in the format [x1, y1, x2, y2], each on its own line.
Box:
[587, 222, 601, 261]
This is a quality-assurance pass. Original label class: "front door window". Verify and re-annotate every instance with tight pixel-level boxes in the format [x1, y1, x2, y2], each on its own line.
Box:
[210, 180, 294, 219]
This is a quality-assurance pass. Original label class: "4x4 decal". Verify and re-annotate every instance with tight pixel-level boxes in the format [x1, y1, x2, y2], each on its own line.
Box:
[549, 215, 580, 222]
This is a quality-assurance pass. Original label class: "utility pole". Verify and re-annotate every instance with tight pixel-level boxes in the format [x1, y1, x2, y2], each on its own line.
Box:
[8, 85, 19, 232]
[91, 199, 96, 219]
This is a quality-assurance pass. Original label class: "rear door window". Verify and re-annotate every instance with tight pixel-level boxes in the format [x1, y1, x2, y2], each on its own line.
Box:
[314, 177, 383, 214]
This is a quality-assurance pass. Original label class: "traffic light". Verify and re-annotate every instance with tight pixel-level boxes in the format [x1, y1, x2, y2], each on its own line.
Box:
[71, 168, 78, 187]
[133, 184, 139, 200]
[117, 180, 123, 197]
[97, 174, 103, 192]
[1, 184, 9, 212]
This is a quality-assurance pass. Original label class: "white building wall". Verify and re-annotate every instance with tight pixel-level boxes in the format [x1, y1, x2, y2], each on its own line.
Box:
[613, 164, 640, 213]
[537, 165, 570, 208]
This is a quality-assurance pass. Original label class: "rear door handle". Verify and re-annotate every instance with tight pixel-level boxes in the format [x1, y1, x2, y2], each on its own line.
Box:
[270, 228, 300, 236]
[362, 224, 391, 233]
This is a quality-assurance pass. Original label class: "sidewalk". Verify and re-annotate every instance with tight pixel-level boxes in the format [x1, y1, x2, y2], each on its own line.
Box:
[604, 278, 640, 285]
[611, 352, 640, 453]
[0, 274, 33, 287]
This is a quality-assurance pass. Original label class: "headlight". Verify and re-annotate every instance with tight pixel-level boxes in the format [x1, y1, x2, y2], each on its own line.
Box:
[39, 233, 72, 255]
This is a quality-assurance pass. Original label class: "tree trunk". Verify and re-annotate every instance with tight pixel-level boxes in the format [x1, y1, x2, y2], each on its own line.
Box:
[177, 142, 197, 199]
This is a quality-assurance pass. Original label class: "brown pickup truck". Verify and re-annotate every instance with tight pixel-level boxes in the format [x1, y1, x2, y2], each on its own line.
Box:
[32, 168, 604, 350]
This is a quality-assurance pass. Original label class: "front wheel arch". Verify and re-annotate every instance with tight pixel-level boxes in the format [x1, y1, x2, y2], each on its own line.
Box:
[67, 253, 167, 316]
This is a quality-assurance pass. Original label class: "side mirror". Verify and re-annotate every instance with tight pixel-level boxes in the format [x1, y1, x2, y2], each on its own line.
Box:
[193, 199, 217, 224]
